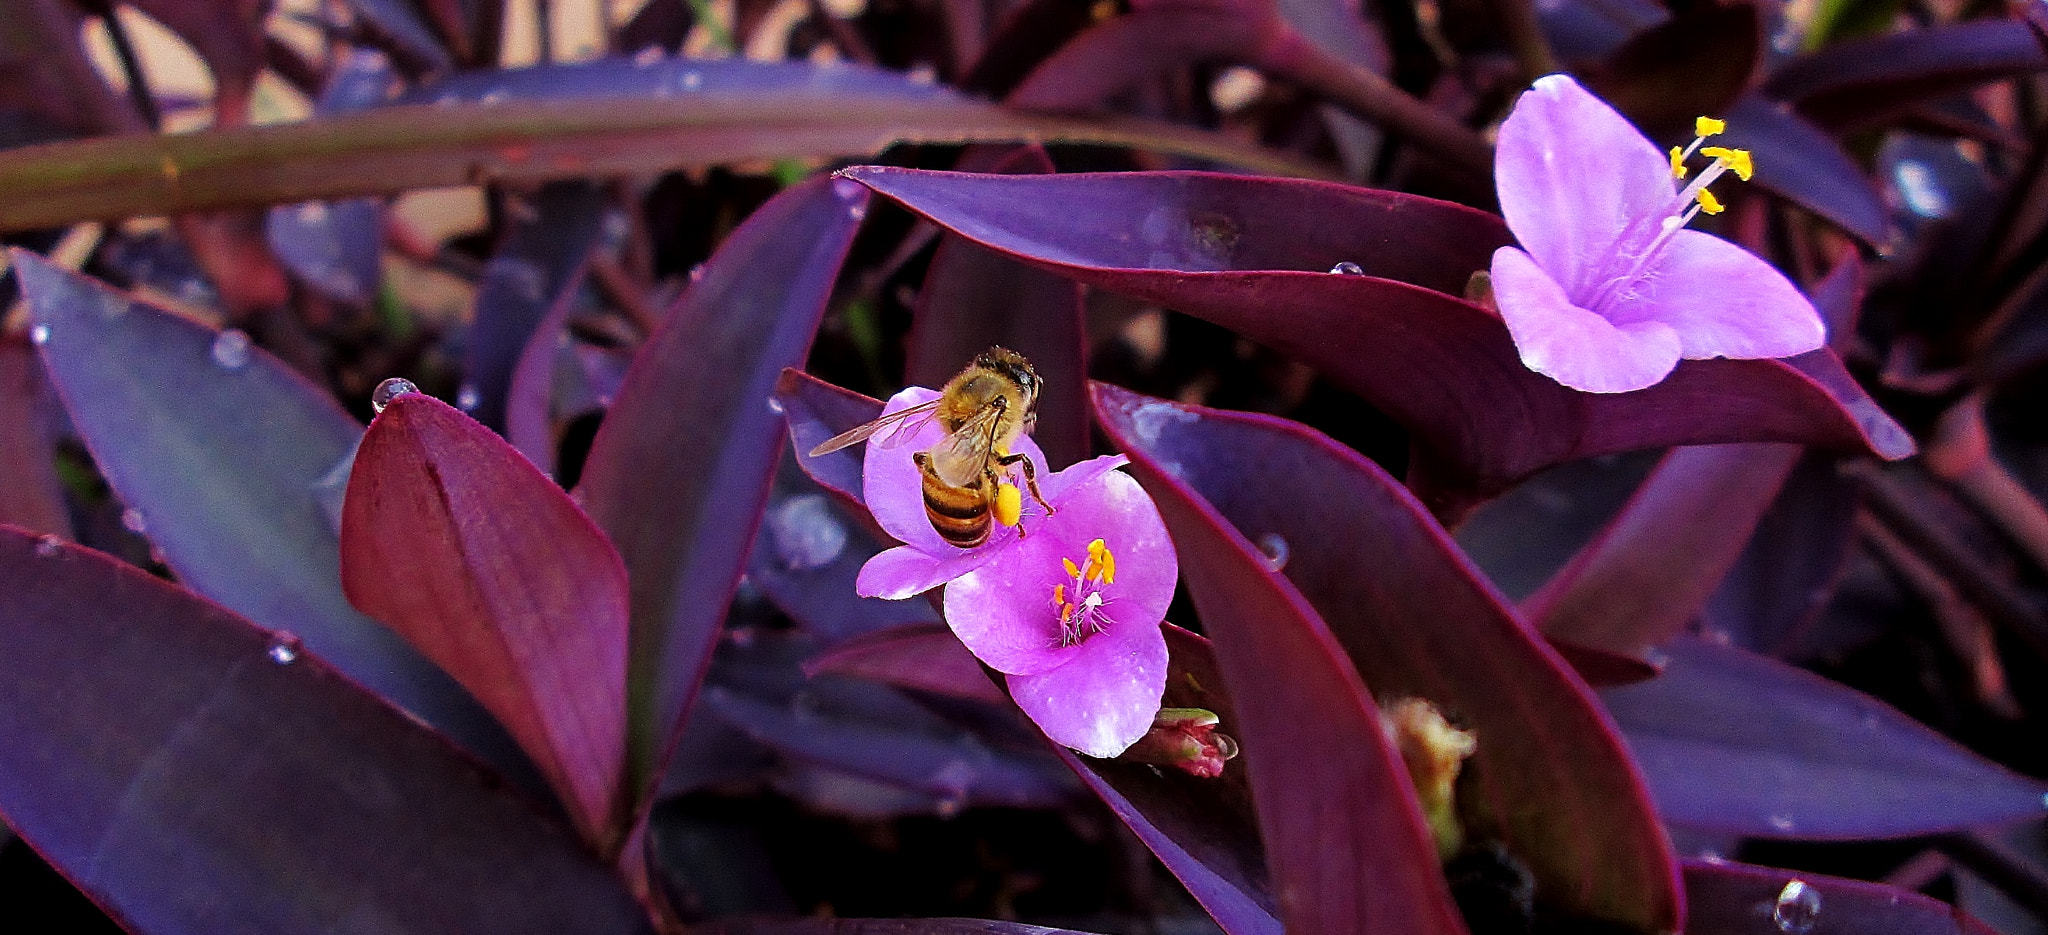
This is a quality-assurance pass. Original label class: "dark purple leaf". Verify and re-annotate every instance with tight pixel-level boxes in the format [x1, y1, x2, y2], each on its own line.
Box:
[841, 168, 1912, 516]
[1059, 626, 1280, 935]
[752, 460, 939, 641]
[397, 57, 961, 107]
[0, 528, 649, 935]
[1093, 390, 1470, 935]
[1765, 20, 2047, 131]
[909, 146, 1089, 468]
[1584, 2, 1759, 141]
[1007, 9, 1273, 111]
[1527, 443, 1803, 657]
[265, 198, 384, 305]
[506, 260, 591, 476]
[1273, 0, 1389, 73]
[702, 920, 1108, 934]
[577, 176, 867, 809]
[13, 250, 529, 782]
[344, 0, 457, 76]
[1720, 94, 1891, 248]
[1455, 451, 1662, 601]
[1095, 383, 1682, 933]
[1534, 0, 1666, 63]
[0, 0, 138, 142]
[777, 367, 884, 509]
[341, 392, 630, 852]
[702, 680, 1074, 809]
[1601, 637, 2048, 838]
[124, 0, 266, 119]
[1702, 452, 1864, 653]
[1684, 858, 1995, 935]
[466, 182, 606, 430]
[802, 624, 1003, 704]
[0, 338, 70, 538]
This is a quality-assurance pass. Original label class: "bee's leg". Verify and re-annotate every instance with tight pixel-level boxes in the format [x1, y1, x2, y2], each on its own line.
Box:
[996, 452, 1053, 516]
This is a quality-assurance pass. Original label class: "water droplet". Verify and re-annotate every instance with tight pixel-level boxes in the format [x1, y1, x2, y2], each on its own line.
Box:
[480, 89, 508, 105]
[1894, 160, 1951, 218]
[296, 201, 330, 224]
[1328, 261, 1365, 275]
[1771, 879, 1821, 934]
[120, 508, 147, 534]
[267, 631, 302, 665]
[687, 263, 706, 282]
[935, 796, 964, 818]
[456, 384, 481, 411]
[371, 377, 418, 413]
[29, 323, 49, 345]
[832, 177, 868, 212]
[34, 535, 63, 557]
[679, 71, 703, 90]
[1254, 533, 1289, 572]
[766, 493, 847, 571]
[210, 329, 252, 369]
[1767, 813, 1795, 832]
[632, 46, 664, 66]
[766, 396, 785, 415]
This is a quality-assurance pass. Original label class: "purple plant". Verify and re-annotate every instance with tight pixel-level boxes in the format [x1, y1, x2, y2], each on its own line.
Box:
[1, 4, 2046, 935]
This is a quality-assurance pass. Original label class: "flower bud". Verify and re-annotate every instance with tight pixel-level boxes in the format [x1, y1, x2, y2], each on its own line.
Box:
[1121, 707, 1240, 778]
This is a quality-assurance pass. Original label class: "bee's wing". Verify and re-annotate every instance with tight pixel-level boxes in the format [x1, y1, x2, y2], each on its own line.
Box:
[806, 399, 942, 456]
[925, 403, 1003, 488]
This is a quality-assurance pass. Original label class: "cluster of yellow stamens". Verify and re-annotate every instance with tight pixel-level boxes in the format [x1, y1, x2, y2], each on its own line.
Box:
[1051, 538, 1118, 647]
[1666, 115, 1753, 218]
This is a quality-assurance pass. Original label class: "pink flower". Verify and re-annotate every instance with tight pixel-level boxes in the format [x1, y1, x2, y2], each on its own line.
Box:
[1490, 74, 1827, 393]
[853, 386, 1177, 756]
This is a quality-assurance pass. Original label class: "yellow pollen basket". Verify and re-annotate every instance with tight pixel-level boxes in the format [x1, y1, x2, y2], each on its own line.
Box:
[1695, 116, 1726, 138]
[994, 482, 1023, 528]
[1700, 146, 1753, 181]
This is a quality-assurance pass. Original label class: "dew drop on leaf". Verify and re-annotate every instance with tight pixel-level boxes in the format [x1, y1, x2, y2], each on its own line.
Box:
[1329, 261, 1366, 275]
[120, 508, 147, 534]
[767, 494, 846, 571]
[267, 631, 302, 665]
[456, 383, 481, 411]
[371, 377, 418, 413]
[33, 535, 63, 558]
[1255, 533, 1290, 572]
[1771, 879, 1820, 934]
[210, 329, 252, 370]
[29, 323, 49, 345]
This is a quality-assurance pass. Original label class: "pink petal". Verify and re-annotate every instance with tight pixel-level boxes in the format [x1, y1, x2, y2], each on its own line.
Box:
[854, 544, 1000, 600]
[942, 471, 1177, 676]
[863, 387, 1051, 556]
[1621, 229, 1829, 361]
[1007, 611, 1169, 757]
[1492, 246, 1683, 394]
[1495, 74, 1676, 299]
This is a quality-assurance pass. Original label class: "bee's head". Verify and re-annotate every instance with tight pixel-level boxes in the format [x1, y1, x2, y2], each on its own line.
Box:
[980, 346, 1040, 399]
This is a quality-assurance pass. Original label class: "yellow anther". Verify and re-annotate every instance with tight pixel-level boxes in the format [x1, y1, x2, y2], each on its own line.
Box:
[1695, 116, 1726, 138]
[1700, 146, 1752, 181]
[1101, 548, 1117, 584]
[994, 482, 1023, 528]
[1696, 188, 1725, 215]
[1669, 146, 1688, 180]
[1060, 602, 1074, 624]
[1052, 583, 1066, 607]
[1064, 557, 1082, 579]
[1087, 538, 1107, 558]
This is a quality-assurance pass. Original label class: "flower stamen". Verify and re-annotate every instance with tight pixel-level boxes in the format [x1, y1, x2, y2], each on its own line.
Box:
[1587, 117, 1757, 310]
[1052, 539, 1119, 647]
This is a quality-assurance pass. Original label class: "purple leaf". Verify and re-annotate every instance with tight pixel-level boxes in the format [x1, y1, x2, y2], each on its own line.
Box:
[467, 182, 606, 430]
[908, 146, 1089, 468]
[13, 250, 529, 782]
[1007, 9, 1273, 111]
[1702, 453, 1864, 653]
[1583, 2, 1759, 140]
[397, 57, 961, 108]
[1094, 383, 1682, 933]
[265, 198, 384, 305]
[506, 260, 591, 476]
[702, 920, 1110, 934]
[802, 624, 1004, 704]
[751, 458, 939, 641]
[1719, 94, 1891, 248]
[1526, 443, 1803, 657]
[1765, 20, 2047, 131]
[1059, 626, 1280, 935]
[841, 167, 1911, 514]
[1683, 858, 1995, 935]
[1092, 389, 1469, 935]
[0, 528, 649, 935]
[343, 0, 457, 76]
[0, 338, 70, 538]
[1601, 637, 2048, 838]
[777, 367, 884, 510]
[125, 0, 266, 118]
[577, 176, 867, 810]
[341, 392, 630, 853]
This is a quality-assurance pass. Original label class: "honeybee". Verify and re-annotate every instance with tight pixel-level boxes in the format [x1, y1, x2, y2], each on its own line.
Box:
[809, 347, 1054, 547]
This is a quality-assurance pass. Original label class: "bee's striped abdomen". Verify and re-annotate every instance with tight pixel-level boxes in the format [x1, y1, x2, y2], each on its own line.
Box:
[922, 474, 991, 547]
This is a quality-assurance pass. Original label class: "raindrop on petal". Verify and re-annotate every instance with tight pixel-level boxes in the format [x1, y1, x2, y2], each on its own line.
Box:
[1771, 879, 1820, 935]
[1328, 261, 1366, 275]
[456, 383, 481, 411]
[210, 329, 252, 369]
[371, 377, 418, 413]
[766, 396, 785, 415]
[766, 493, 847, 571]
[120, 508, 147, 534]
[1254, 533, 1289, 572]
[34, 535, 63, 557]
[29, 324, 49, 345]
[267, 631, 302, 665]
